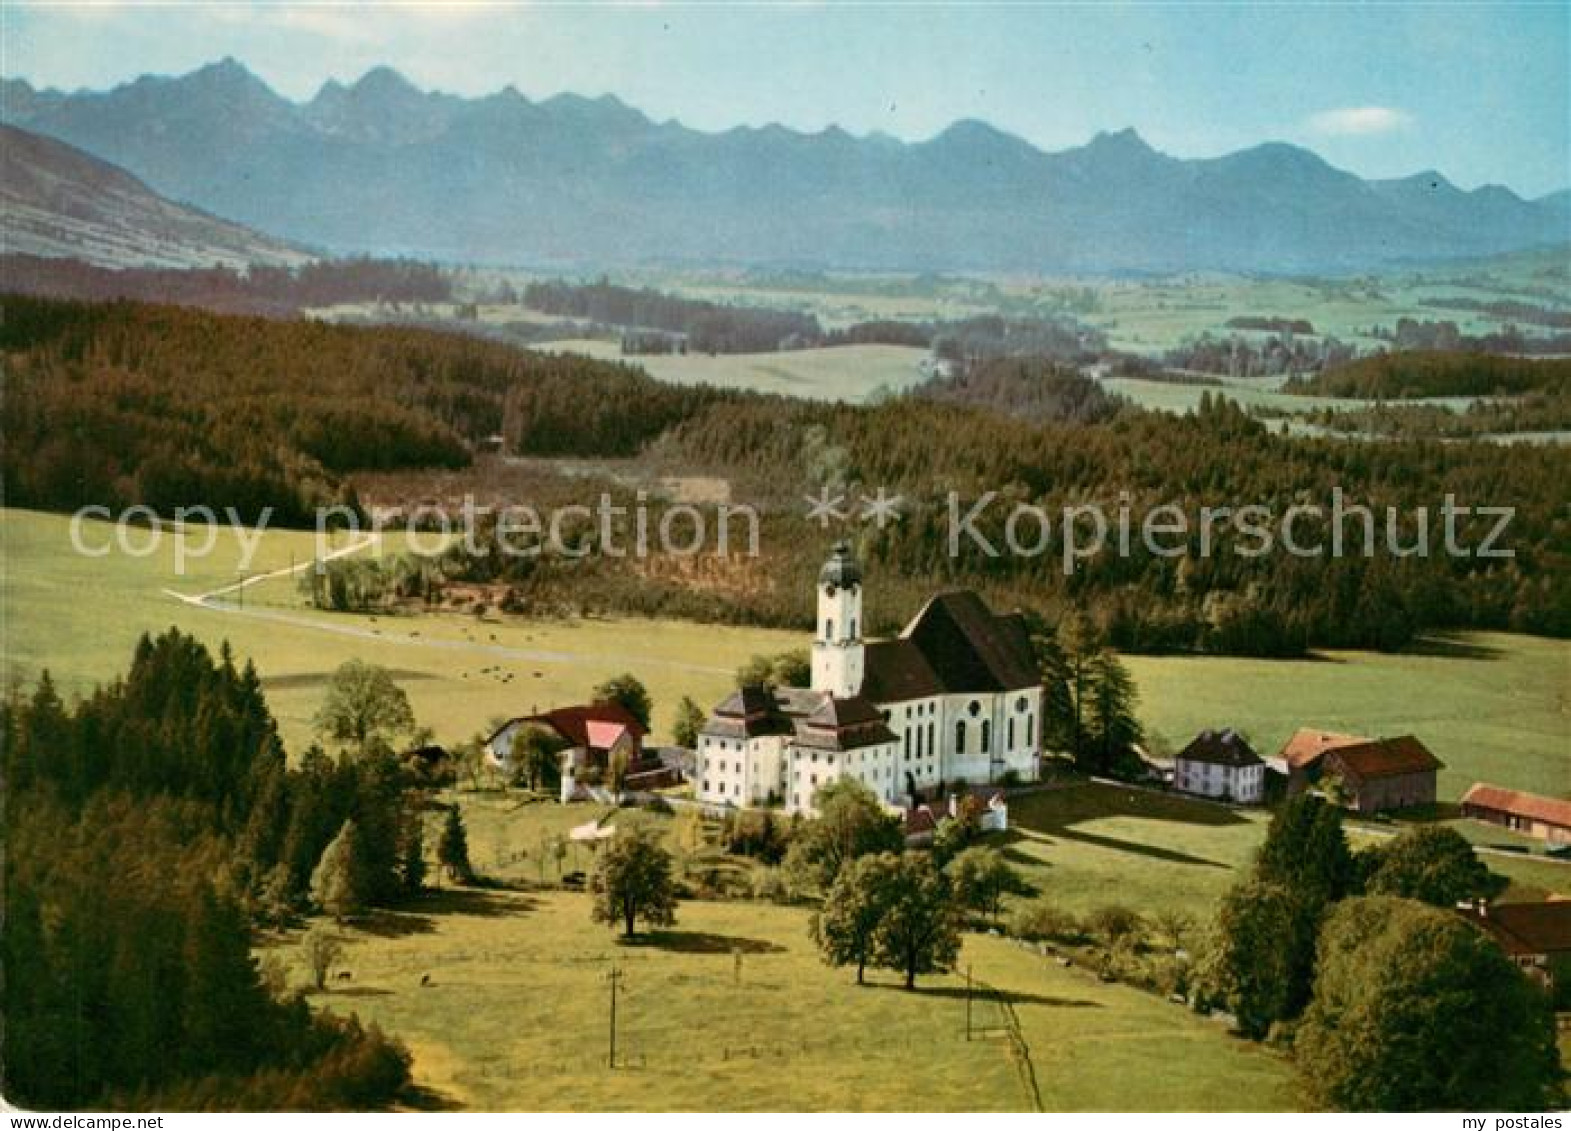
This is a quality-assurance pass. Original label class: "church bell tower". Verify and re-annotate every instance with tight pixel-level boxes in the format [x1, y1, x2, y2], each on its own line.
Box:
[812, 541, 864, 698]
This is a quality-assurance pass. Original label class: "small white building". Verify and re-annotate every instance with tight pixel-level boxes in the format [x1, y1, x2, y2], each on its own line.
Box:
[694, 542, 1043, 816]
[1173, 728, 1265, 805]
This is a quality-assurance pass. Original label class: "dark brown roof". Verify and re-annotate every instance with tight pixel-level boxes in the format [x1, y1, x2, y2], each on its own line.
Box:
[1460, 901, 1571, 957]
[861, 638, 944, 701]
[701, 685, 796, 739]
[1325, 735, 1442, 781]
[795, 694, 898, 752]
[1278, 728, 1369, 770]
[863, 590, 1038, 700]
[1178, 729, 1263, 768]
[1461, 784, 1571, 829]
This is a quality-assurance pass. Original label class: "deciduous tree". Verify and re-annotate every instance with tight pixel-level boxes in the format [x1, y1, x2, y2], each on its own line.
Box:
[591, 824, 677, 938]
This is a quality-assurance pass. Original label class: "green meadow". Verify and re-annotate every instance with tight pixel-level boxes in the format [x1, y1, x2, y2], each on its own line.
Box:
[275, 884, 1297, 1112]
[537, 338, 932, 402]
[4, 505, 1564, 803]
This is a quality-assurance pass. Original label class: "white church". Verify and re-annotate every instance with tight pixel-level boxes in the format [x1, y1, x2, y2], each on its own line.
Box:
[694, 542, 1044, 814]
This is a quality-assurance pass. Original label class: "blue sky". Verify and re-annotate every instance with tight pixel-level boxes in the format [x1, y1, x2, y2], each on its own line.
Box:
[4, 2, 1567, 196]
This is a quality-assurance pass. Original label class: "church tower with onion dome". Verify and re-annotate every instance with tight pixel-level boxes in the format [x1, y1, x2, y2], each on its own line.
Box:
[812, 541, 864, 698]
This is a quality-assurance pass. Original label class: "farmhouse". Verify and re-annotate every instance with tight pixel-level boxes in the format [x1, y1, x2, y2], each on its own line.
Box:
[486, 702, 663, 800]
[1278, 728, 1441, 813]
[694, 542, 1042, 814]
[1457, 900, 1571, 997]
[1173, 729, 1265, 804]
[1460, 783, 1571, 845]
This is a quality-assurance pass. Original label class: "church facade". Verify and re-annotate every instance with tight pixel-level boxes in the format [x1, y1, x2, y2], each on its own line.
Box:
[694, 542, 1043, 814]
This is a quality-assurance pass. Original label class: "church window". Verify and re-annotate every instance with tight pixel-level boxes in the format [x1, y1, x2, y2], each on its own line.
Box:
[968, 700, 981, 718]
[1026, 714, 1034, 745]
[981, 720, 992, 753]
[955, 721, 967, 755]
[825, 618, 834, 640]
[1008, 718, 1015, 748]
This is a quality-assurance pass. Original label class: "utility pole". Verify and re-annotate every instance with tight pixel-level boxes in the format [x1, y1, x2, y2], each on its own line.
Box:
[964, 964, 973, 1041]
[607, 965, 621, 1069]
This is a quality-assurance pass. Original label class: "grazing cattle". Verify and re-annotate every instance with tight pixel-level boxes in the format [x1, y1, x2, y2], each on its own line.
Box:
[419, 973, 433, 987]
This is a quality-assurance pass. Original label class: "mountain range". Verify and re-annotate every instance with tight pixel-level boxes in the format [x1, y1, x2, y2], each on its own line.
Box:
[0, 121, 303, 269]
[3, 59, 1566, 274]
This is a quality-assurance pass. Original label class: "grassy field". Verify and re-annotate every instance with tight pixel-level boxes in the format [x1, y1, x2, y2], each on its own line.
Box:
[0, 508, 798, 753]
[1126, 635, 1569, 802]
[273, 884, 1297, 1111]
[5, 506, 1564, 798]
[536, 339, 931, 402]
[1003, 783, 1271, 919]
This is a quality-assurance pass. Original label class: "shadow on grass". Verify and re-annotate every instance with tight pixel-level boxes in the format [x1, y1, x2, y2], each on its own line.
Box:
[399, 1084, 464, 1112]
[624, 930, 786, 955]
[867, 983, 1102, 1008]
[1042, 825, 1231, 869]
[1400, 634, 1504, 661]
[1011, 781, 1253, 833]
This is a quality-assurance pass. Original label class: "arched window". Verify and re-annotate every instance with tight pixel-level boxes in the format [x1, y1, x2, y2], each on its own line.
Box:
[825, 618, 834, 640]
[927, 722, 935, 758]
[955, 720, 967, 755]
[981, 720, 992, 754]
[850, 617, 858, 638]
[1007, 718, 1016, 749]
[1026, 714, 1034, 746]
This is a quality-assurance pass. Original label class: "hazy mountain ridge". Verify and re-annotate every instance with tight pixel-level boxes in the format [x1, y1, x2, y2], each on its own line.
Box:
[0, 121, 305, 269]
[3, 59, 1565, 273]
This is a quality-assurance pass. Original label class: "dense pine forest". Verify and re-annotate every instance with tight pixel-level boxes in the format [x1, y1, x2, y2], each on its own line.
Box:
[5, 294, 1568, 653]
[2, 631, 425, 1109]
[1286, 351, 1571, 399]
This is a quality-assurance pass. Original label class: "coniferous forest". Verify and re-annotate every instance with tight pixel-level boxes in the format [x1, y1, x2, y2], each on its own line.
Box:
[3, 630, 425, 1110]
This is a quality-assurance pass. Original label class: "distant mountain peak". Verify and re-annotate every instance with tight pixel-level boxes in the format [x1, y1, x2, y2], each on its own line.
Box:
[2, 58, 1562, 273]
[352, 65, 420, 98]
[1086, 126, 1153, 153]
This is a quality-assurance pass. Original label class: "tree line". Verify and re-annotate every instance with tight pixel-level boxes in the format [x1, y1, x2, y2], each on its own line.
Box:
[0, 254, 452, 316]
[1199, 795, 1563, 1110]
[8, 296, 1568, 654]
[2, 632, 441, 1109]
[1286, 350, 1571, 399]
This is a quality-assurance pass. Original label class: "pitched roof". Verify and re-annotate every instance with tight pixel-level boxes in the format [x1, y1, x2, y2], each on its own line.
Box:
[1460, 901, 1571, 957]
[794, 694, 898, 752]
[701, 684, 799, 739]
[1278, 728, 1370, 770]
[861, 638, 944, 701]
[864, 590, 1038, 700]
[1462, 784, 1571, 829]
[1325, 735, 1442, 781]
[1178, 728, 1263, 769]
[525, 702, 647, 749]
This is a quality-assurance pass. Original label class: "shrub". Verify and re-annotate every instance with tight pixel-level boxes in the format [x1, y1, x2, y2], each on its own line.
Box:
[1007, 900, 1086, 945]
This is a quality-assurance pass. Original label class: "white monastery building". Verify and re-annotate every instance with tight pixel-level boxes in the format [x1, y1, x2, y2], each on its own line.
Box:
[694, 542, 1043, 814]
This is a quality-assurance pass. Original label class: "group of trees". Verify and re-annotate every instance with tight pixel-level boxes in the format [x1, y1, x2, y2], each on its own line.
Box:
[913, 357, 1123, 425]
[1032, 613, 1145, 777]
[0, 295, 738, 521]
[1371, 316, 1571, 357]
[523, 278, 823, 354]
[1199, 796, 1561, 1110]
[1163, 331, 1359, 379]
[3, 631, 418, 1109]
[1286, 351, 1571, 400]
